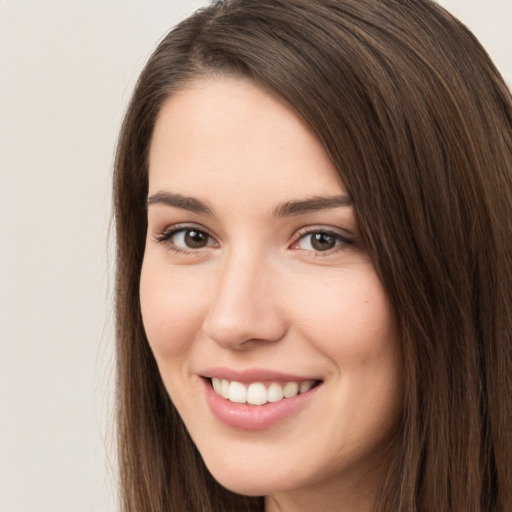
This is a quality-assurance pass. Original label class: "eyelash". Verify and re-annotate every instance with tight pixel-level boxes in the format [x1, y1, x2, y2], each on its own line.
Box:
[292, 227, 355, 257]
[153, 224, 355, 257]
[153, 224, 215, 256]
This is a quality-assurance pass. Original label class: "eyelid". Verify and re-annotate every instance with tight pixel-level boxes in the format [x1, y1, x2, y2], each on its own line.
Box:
[153, 223, 219, 252]
[152, 223, 356, 256]
[294, 224, 355, 240]
[290, 226, 355, 253]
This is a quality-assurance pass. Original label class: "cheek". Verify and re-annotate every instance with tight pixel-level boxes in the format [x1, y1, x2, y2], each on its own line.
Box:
[139, 257, 208, 361]
[291, 269, 396, 365]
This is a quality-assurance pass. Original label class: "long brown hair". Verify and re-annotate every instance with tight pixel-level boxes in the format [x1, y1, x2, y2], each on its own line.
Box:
[113, 0, 512, 510]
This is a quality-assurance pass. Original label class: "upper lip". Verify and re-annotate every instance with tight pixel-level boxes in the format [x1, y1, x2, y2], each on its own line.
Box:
[201, 367, 322, 383]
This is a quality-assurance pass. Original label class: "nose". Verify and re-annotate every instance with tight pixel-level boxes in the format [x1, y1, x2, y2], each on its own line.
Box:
[201, 249, 287, 350]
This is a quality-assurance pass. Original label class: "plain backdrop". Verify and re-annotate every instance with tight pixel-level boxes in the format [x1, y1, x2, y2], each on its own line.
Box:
[0, 1, 510, 511]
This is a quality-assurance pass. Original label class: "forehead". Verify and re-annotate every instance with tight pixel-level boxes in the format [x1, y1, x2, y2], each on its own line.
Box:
[148, 77, 345, 204]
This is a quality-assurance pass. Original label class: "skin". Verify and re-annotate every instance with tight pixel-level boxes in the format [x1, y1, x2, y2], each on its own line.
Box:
[140, 76, 404, 512]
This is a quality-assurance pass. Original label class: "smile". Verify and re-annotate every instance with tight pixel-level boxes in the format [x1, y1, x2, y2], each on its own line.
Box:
[202, 370, 323, 430]
[211, 378, 316, 405]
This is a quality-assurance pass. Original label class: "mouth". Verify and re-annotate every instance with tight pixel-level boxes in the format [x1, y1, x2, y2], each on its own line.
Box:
[207, 377, 321, 406]
[200, 369, 324, 430]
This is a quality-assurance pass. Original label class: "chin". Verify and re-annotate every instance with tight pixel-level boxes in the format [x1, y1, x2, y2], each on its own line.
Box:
[211, 474, 287, 498]
[200, 452, 293, 497]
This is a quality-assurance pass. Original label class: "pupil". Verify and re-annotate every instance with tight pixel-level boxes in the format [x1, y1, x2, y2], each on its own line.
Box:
[185, 230, 208, 248]
[311, 233, 335, 251]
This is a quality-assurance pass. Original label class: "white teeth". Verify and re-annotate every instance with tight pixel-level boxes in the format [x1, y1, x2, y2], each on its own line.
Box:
[299, 380, 313, 393]
[212, 377, 221, 394]
[247, 382, 267, 405]
[221, 379, 230, 399]
[229, 381, 247, 403]
[283, 381, 299, 398]
[211, 379, 316, 405]
[267, 382, 284, 402]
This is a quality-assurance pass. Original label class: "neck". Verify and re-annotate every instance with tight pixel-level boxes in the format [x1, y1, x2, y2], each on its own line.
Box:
[264, 473, 377, 512]
[265, 493, 374, 512]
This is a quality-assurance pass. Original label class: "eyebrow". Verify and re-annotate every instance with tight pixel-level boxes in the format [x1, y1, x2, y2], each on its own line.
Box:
[147, 192, 214, 215]
[272, 195, 352, 217]
[146, 191, 352, 217]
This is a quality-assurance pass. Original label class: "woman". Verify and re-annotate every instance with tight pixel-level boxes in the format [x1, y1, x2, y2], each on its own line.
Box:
[113, 0, 512, 510]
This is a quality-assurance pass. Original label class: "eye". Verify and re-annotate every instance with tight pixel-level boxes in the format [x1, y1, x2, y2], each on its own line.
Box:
[172, 228, 213, 249]
[169, 228, 213, 249]
[154, 225, 217, 252]
[294, 230, 352, 253]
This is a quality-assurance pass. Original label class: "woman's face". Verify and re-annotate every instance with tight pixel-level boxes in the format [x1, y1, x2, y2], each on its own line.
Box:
[140, 77, 403, 509]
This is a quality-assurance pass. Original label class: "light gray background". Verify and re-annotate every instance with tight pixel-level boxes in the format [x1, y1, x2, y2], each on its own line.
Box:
[0, 1, 510, 511]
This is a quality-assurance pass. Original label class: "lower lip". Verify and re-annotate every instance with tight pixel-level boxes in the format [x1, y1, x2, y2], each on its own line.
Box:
[202, 379, 321, 431]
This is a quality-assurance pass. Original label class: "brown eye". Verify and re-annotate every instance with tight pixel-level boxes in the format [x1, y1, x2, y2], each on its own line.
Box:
[165, 228, 214, 250]
[296, 231, 350, 253]
[181, 229, 210, 249]
[310, 232, 336, 251]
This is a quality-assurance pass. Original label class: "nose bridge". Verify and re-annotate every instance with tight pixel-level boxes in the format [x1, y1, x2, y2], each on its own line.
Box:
[202, 245, 285, 348]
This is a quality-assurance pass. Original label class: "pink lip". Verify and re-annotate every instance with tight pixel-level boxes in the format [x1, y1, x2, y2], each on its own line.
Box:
[202, 367, 320, 384]
[201, 372, 322, 431]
